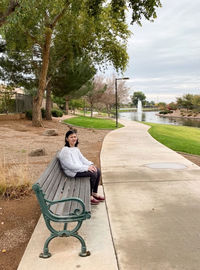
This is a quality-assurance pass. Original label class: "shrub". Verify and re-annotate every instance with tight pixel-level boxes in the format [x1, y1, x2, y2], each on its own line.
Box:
[51, 109, 63, 117]
[159, 111, 168, 115]
[159, 110, 173, 115]
[25, 110, 32, 120]
[41, 108, 46, 118]
[25, 108, 46, 120]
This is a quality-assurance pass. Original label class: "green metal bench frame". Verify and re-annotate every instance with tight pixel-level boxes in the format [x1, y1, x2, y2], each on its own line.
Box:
[32, 155, 91, 258]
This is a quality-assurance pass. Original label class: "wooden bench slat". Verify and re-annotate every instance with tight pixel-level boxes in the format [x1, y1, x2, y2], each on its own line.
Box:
[41, 162, 61, 193]
[82, 178, 91, 212]
[68, 177, 91, 214]
[49, 176, 67, 213]
[70, 178, 87, 213]
[45, 169, 64, 201]
[70, 178, 81, 214]
[59, 177, 74, 215]
[44, 162, 66, 201]
[84, 178, 91, 212]
[55, 178, 76, 216]
[76, 178, 85, 212]
[37, 156, 58, 186]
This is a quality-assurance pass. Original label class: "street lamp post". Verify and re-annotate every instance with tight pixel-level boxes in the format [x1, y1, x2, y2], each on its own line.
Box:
[115, 77, 129, 127]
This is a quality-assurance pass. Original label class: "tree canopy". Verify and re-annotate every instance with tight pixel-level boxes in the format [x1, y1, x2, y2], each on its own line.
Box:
[132, 91, 146, 106]
[0, 0, 161, 126]
[51, 56, 96, 98]
[0, 0, 19, 27]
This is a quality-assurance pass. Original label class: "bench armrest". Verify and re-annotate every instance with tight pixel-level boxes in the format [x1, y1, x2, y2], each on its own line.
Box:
[46, 197, 87, 217]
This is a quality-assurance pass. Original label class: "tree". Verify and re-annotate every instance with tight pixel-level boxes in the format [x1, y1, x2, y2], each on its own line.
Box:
[2, 1, 84, 126]
[145, 100, 155, 107]
[85, 76, 107, 117]
[69, 98, 86, 114]
[176, 97, 183, 109]
[157, 102, 167, 110]
[176, 94, 193, 111]
[167, 102, 177, 110]
[0, 39, 40, 91]
[0, 84, 15, 113]
[51, 56, 96, 114]
[176, 94, 200, 112]
[51, 95, 65, 110]
[192, 95, 200, 112]
[100, 75, 129, 116]
[1, 0, 161, 126]
[132, 91, 146, 106]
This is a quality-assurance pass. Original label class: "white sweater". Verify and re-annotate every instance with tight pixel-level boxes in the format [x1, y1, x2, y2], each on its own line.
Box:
[59, 146, 93, 177]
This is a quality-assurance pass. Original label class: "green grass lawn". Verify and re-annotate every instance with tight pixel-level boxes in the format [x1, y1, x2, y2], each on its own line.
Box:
[145, 122, 200, 155]
[63, 116, 123, 129]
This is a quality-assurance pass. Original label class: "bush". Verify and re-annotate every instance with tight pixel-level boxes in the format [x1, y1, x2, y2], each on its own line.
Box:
[159, 110, 173, 115]
[25, 110, 32, 120]
[51, 109, 63, 117]
[25, 108, 47, 120]
[159, 111, 168, 115]
[41, 108, 46, 118]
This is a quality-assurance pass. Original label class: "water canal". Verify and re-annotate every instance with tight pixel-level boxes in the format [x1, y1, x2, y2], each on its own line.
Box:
[119, 111, 200, 128]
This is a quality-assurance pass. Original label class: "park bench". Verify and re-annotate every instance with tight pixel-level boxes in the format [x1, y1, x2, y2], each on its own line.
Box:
[32, 154, 91, 258]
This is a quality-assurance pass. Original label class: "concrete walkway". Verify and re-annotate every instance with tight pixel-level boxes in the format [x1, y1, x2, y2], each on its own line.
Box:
[18, 120, 200, 270]
[101, 120, 200, 270]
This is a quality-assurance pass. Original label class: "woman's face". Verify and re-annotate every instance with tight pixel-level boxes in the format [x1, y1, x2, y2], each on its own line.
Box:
[67, 133, 78, 147]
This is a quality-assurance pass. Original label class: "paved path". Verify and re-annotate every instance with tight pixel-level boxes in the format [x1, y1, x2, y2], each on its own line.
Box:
[101, 120, 200, 270]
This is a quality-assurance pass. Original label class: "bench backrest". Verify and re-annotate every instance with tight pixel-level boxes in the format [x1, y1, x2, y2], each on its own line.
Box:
[33, 155, 91, 216]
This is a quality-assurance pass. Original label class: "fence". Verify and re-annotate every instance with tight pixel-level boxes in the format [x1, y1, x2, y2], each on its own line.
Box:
[0, 91, 33, 114]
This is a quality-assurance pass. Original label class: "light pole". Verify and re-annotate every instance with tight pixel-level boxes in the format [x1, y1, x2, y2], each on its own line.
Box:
[115, 77, 129, 127]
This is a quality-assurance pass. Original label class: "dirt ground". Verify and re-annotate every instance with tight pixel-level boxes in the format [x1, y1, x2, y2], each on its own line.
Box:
[0, 118, 199, 270]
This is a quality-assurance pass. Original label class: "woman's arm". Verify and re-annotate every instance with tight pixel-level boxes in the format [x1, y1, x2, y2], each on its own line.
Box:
[78, 148, 93, 166]
[59, 148, 89, 173]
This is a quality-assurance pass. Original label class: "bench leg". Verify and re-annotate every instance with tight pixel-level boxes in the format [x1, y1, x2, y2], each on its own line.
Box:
[63, 223, 67, 230]
[39, 234, 57, 258]
[72, 233, 91, 257]
[40, 220, 90, 258]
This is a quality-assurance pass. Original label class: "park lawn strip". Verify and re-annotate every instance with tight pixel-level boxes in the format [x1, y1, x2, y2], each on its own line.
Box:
[63, 116, 123, 129]
[145, 122, 200, 156]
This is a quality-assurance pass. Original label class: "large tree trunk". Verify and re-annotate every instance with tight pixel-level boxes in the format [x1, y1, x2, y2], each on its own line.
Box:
[32, 29, 52, 127]
[90, 104, 93, 118]
[83, 99, 86, 116]
[32, 96, 42, 126]
[65, 96, 69, 115]
[106, 104, 111, 117]
[46, 86, 52, 120]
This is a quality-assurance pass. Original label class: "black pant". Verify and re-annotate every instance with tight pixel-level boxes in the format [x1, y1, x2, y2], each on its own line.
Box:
[75, 168, 101, 195]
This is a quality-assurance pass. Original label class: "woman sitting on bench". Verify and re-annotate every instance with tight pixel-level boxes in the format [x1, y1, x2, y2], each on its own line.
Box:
[59, 129, 105, 205]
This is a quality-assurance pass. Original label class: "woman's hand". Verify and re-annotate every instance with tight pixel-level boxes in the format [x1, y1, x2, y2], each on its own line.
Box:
[88, 165, 97, 172]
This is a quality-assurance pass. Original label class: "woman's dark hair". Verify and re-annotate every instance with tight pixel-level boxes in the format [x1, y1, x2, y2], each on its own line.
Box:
[65, 129, 79, 147]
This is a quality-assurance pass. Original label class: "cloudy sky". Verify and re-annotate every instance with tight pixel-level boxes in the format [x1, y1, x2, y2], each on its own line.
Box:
[110, 0, 200, 103]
